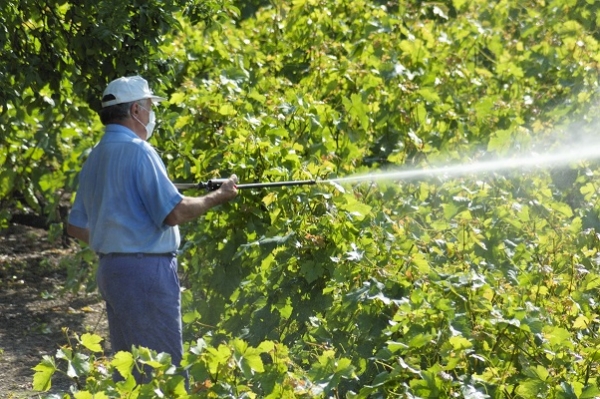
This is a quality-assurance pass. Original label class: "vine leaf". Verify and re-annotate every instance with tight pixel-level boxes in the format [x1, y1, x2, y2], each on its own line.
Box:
[32, 355, 57, 392]
[111, 351, 135, 379]
[80, 333, 103, 353]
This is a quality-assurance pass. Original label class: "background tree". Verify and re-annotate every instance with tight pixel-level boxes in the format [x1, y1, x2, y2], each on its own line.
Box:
[0, 0, 234, 230]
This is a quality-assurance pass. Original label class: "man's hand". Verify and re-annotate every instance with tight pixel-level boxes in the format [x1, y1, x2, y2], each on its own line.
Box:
[164, 174, 239, 226]
[67, 223, 90, 244]
[215, 174, 238, 202]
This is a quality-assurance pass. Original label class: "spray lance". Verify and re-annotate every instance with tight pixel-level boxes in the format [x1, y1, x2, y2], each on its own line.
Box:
[174, 178, 318, 191]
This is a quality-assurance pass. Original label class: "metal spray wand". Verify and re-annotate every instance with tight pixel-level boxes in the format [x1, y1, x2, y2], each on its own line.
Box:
[174, 178, 318, 191]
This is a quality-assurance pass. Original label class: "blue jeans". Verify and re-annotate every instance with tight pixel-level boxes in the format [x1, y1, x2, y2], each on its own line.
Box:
[97, 253, 185, 385]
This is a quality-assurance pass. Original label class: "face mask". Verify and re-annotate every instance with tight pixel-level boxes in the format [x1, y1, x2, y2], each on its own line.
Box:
[145, 109, 156, 140]
[134, 104, 156, 140]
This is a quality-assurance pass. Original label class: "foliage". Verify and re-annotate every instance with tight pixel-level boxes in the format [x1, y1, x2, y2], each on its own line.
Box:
[28, 0, 600, 397]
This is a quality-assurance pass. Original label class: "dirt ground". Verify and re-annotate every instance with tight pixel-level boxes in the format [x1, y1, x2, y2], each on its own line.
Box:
[0, 223, 108, 398]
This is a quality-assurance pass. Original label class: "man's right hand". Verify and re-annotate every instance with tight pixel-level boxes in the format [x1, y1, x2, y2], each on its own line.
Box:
[216, 174, 238, 201]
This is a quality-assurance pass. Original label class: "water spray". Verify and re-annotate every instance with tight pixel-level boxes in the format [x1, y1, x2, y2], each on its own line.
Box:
[174, 135, 600, 192]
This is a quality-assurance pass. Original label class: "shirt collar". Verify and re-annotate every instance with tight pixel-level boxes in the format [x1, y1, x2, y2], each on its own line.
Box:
[105, 124, 138, 139]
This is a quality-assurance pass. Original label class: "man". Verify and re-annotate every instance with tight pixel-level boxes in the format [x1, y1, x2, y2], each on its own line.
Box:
[67, 76, 238, 384]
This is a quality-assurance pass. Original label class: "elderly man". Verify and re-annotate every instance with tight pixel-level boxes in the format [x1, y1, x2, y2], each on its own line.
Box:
[67, 76, 238, 384]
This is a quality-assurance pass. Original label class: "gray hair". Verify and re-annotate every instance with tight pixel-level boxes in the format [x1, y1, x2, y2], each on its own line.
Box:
[99, 98, 151, 126]
[98, 101, 134, 126]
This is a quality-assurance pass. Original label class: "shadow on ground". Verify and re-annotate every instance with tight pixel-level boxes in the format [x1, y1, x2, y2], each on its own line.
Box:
[0, 224, 108, 398]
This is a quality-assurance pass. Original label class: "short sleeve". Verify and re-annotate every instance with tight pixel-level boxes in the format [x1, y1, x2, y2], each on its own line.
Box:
[68, 192, 89, 228]
[136, 146, 184, 228]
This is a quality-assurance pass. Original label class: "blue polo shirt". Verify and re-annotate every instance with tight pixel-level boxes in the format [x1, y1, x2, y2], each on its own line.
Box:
[68, 124, 183, 254]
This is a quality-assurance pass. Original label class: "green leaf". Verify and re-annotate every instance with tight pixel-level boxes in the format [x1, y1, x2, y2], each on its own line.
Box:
[342, 93, 369, 130]
[335, 195, 372, 221]
[69, 352, 92, 378]
[182, 310, 200, 324]
[547, 201, 573, 217]
[218, 103, 237, 116]
[257, 340, 275, 353]
[410, 369, 441, 397]
[487, 129, 512, 153]
[544, 326, 574, 349]
[448, 336, 473, 350]
[517, 379, 549, 396]
[474, 97, 496, 120]
[413, 103, 427, 124]
[557, 381, 579, 399]
[417, 87, 441, 103]
[169, 91, 187, 104]
[0, 169, 16, 197]
[240, 352, 264, 376]
[386, 341, 409, 353]
[442, 202, 460, 220]
[408, 333, 432, 349]
[524, 365, 549, 381]
[240, 232, 295, 248]
[32, 355, 56, 392]
[73, 391, 94, 399]
[300, 260, 323, 283]
[581, 384, 600, 399]
[207, 344, 232, 375]
[111, 351, 134, 379]
[248, 89, 266, 103]
[410, 252, 430, 273]
[572, 315, 590, 330]
[335, 357, 355, 377]
[452, 0, 468, 9]
[190, 338, 208, 356]
[80, 333, 103, 353]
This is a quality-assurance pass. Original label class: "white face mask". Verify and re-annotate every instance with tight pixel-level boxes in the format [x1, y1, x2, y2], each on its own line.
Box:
[134, 104, 156, 140]
[145, 109, 156, 140]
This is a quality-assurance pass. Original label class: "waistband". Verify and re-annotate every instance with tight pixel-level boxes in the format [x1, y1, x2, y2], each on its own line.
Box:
[98, 252, 177, 259]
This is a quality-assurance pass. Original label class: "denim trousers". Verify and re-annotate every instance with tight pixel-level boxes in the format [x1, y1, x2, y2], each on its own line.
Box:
[96, 253, 185, 384]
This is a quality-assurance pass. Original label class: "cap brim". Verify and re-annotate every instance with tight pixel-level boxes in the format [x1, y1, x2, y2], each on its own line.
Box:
[150, 95, 166, 104]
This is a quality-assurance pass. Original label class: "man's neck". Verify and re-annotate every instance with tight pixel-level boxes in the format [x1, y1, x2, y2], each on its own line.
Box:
[116, 118, 147, 140]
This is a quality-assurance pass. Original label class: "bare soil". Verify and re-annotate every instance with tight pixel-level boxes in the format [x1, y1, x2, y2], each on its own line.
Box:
[0, 223, 108, 398]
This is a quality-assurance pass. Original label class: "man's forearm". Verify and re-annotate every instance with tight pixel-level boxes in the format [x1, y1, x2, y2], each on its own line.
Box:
[164, 175, 238, 226]
[164, 191, 231, 226]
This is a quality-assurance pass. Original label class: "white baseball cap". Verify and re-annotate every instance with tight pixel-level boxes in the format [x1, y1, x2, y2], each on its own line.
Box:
[101, 76, 166, 108]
